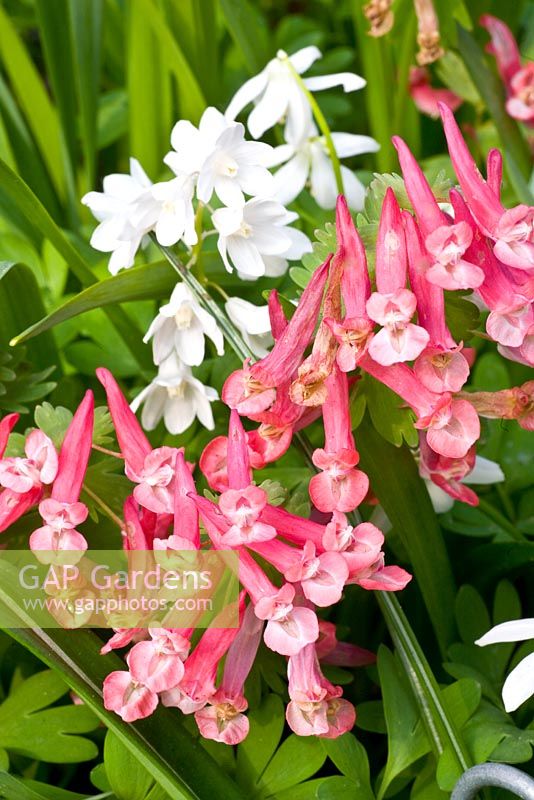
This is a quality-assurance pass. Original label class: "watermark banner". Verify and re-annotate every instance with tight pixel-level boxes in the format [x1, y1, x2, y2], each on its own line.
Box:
[0, 550, 239, 630]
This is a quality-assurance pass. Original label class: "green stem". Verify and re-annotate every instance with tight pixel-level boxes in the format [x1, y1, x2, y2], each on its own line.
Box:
[282, 53, 344, 195]
[478, 497, 524, 542]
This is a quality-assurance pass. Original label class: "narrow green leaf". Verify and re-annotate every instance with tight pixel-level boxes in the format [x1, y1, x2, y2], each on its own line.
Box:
[12, 261, 176, 345]
[69, 0, 103, 191]
[104, 730, 155, 800]
[220, 0, 271, 73]
[236, 694, 285, 790]
[0, 158, 151, 370]
[457, 24, 533, 204]
[0, 4, 67, 200]
[357, 413, 457, 654]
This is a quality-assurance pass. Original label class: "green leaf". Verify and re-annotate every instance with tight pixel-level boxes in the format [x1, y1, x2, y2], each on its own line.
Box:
[0, 349, 55, 414]
[444, 294, 480, 343]
[457, 24, 533, 204]
[256, 734, 327, 796]
[292, 222, 336, 288]
[236, 694, 285, 791]
[360, 374, 418, 447]
[435, 50, 481, 105]
[12, 261, 176, 346]
[105, 729, 155, 800]
[0, 158, 151, 370]
[0, 262, 58, 369]
[0, 5, 67, 201]
[321, 734, 374, 799]
[220, 0, 271, 73]
[0, 772, 87, 800]
[0, 669, 98, 762]
[455, 586, 491, 644]
[357, 413, 457, 654]
[376, 646, 430, 799]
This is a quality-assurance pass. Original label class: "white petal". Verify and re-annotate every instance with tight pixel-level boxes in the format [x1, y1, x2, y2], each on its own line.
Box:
[340, 165, 366, 211]
[262, 256, 288, 277]
[463, 456, 505, 485]
[130, 384, 153, 413]
[212, 206, 244, 236]
[263, 143, 296, 168]
[284, 82, 313, 145]
[195, 306, 225, 355]
[155, 207, 184, 247]
[250, 225, 291, 255]
[199, 106, 228, 138]
[214, 176, 245, 208]
[476, 619, 534, 646]
[140, 387, 167, 430]
[196, 167, 216, 204]
[281, 226, 312, 259]
[164, 394, 195, 435]
[192, 386, 216, 430]
[288, 46, 322, 74]
[227, 237, 265, 277]
[238, 166, 274, 199]
[331, 132, 380, 158]
[304, 72, 366, 93]
[426, 481, 455, 514]
[248, 79, 289, 139]
[310, 146, 338, 209]
[225, 297, 270, 335]
[272, 152, 310, 205]
[217, 236, 233, 273]
[502, 652, 534, 712]
[225, 71, 269, 121]
[129, 158, 152, 188]
[175, 322, 205, 367]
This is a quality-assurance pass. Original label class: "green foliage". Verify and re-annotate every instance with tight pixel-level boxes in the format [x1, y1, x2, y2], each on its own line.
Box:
[0, 349, 55, 413]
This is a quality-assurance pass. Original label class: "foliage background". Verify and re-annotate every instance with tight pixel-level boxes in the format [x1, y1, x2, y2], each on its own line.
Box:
[0, 0, 532, 798]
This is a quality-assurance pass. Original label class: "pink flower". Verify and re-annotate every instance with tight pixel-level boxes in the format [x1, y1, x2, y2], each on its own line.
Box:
[424, 222, 484, 290]
[103, 669, 158, 723]
[0, 413, 19, 459]
[97, 368, 151, 475]
[409, 66, 462, 118]
[126, 630, 187, 693]
[419, 433, 478, 506]
[283, 540, 349, 607]
[0, 429, 58, 494]
[316, 620, 376, 667]
[481, 15, 534, 125]
[439, 103, 534, 271]
[255, 583, 319, 656]
[218, 485, 276, 546]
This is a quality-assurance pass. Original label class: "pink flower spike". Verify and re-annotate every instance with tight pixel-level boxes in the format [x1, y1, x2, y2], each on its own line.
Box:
[414, 346, 470, 393]
[506, 65, 534, 124]
[375, 188, 407, 294]
[336, 195, 371, 317]
[259, 504, 325, 548]
[218, 485, 276, 546]
[251, 257, 330, 389]
[222, 363, 276, 416]
[0, 486, 42, 533]
[173, 450, 199, 549]
[195, 693, 250, 744]
[132, 446, 177, 514]
[492, 206, 534, 272]
[487, 148, 503, 199]
[52, 391, 94, 503]
[326, 317, 374, 372]
[310, 450, 369, 513]
[199, 436, 230, 491]
[263, 603, 319, 656]
[286, 644, 330, 736]
[480, 14, 521, 90]
[323, 367, 355, 453]
[392, 136, 447, 235]
[103, 670, 158, 722]
[97, 367, 151, 475]
[358, 565, 413, 592]
[419, 433, 478, 506]
[423, 397, 481, 459]
[29, 525, 88, 564]
[227, 410, 252, 490]
[425, 223, 485, 290]
[366, 289, 429, 365]
[0, 413, 19, 459]
[320, 697, 357, 739]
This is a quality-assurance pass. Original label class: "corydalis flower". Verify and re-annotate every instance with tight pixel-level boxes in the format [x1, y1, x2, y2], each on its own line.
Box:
[481, 15, 534, 125]
[131, 353, 218, 435]
[144, 283, 224, 367]
[226, 46, 366, 142]
[212, 198, 311, 280]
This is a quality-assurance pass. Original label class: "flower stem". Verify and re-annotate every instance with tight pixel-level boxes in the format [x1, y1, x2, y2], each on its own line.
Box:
[478, 497, 524, 542]
[82, 484, 124, 529]
[282, 54, 345, 196]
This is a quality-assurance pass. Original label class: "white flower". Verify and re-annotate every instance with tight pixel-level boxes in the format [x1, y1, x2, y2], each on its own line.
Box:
[133, 175, 197, 248]
[81, 158, 153, 274]
[165, 107, 273, 207]
[225, 297, 273, 358]
[226, 46, 366, 142]
[476, 619, 534, 712]
[425, 455, 506, 514]
[212, 198, 311, 280]
[266, 123, 379, 210]
[131, 353, 218, 435]
[144, 283, 224, 367]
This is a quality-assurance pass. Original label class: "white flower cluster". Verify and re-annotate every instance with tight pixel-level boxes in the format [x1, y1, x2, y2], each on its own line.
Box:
[83, 46, 376, 435]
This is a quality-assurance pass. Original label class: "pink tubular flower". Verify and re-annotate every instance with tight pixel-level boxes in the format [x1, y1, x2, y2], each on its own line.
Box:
[309, 368, 369, 513]
[194, 605, 263, 744]
[360, 356, 480, 458]
[419, 433, 478, 506]
[103, 669, 158, 723]
[366, 188, 429, 365]
[0, 413, 19, 458]
[254, 582, 319, 657]
[96, 368, 151, 474]
[461, 381, 534, 431]
[218, 485, 276, 546]
[223, 259, 329, 414]
[409, 66, 462, 118]
[404, 212, 470, 392]
[0, 429, 57, 494]
[29, 391, 94, 562]
[326, 196, 374, 372]
[424, 222, 484, 290]
[481, 15, 534, 125]
[126, 629, 188, 693]
[286, 643, 356, 738]
[439, 102, 534, 271]
[316, 620, 376, 667]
